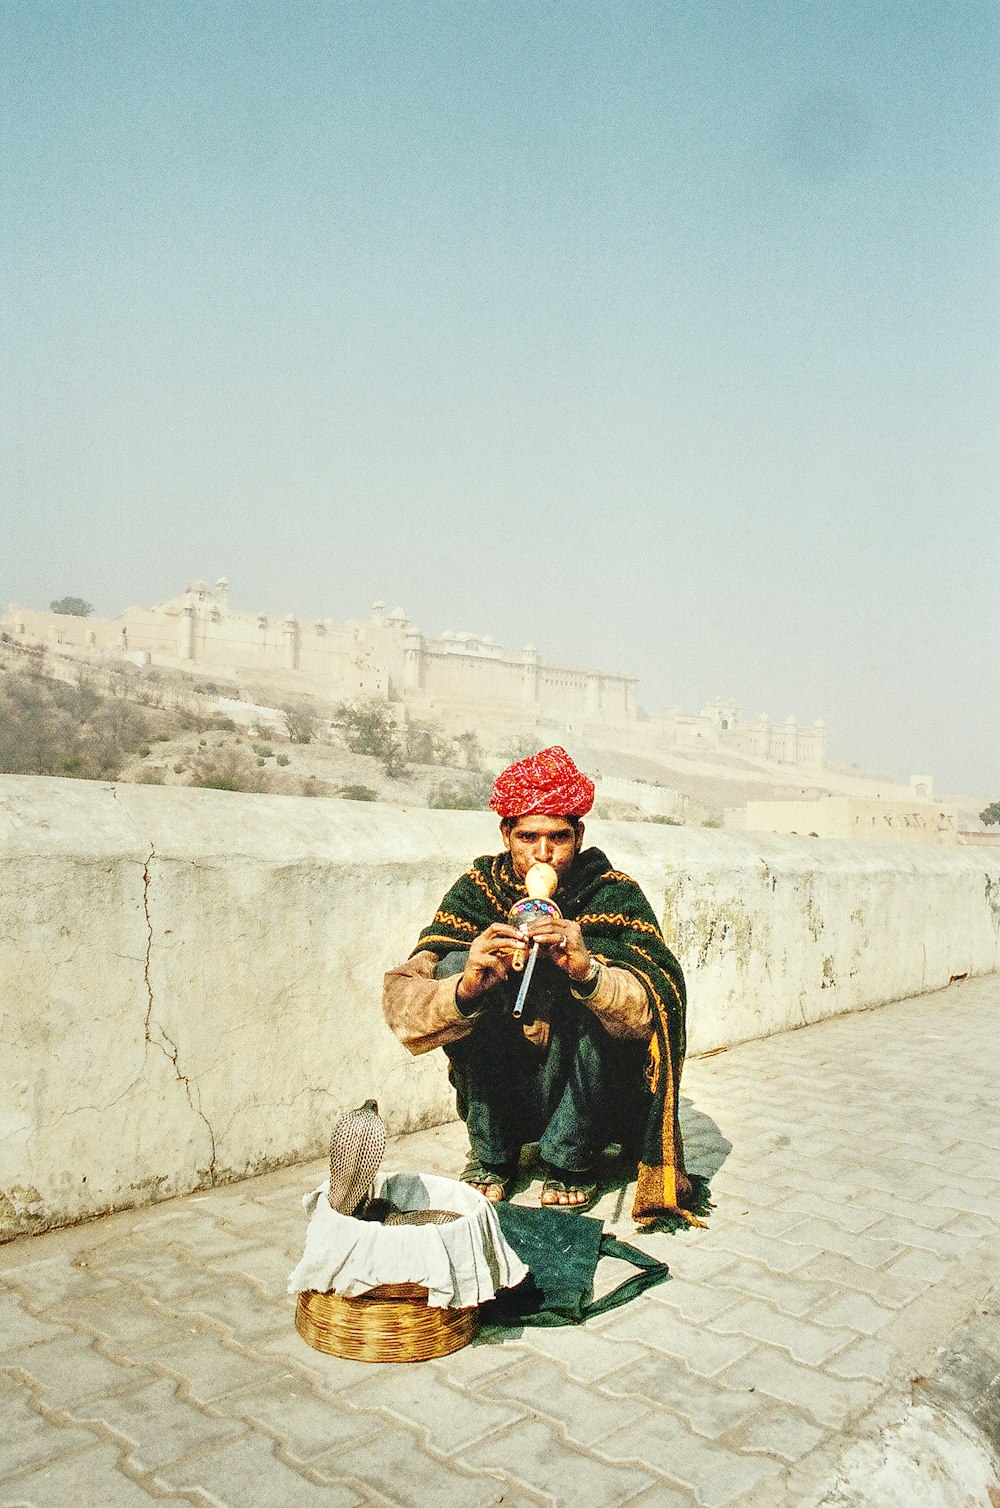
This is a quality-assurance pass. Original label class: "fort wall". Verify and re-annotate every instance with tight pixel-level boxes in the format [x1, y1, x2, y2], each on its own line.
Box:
[2, 581, 824, 764]
[2, 775, 996, 1239]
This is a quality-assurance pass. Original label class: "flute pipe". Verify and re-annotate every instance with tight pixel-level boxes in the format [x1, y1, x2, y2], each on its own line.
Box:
[511, 942, 539, 1019]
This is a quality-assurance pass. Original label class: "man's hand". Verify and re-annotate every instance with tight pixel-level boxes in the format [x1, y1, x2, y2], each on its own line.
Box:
[456, 923, 525, 1004]
[518, 917, 593, 984]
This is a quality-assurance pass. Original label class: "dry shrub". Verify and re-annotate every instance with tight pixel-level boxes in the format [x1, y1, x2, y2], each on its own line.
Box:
[0, 670, 149, 780]
[186, 743, 271, 793]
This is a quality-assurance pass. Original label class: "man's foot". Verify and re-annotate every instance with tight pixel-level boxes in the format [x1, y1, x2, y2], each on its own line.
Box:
[460, 1158, 514, 1203]
[541, 1167, 598, 1213]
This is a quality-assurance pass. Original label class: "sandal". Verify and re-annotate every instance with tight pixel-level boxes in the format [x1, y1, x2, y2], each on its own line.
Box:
[540, 1167, 598, 1214]
[460, 1157, 514, 1204]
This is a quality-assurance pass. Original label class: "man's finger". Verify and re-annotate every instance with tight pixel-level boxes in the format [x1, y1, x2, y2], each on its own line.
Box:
[476, 943, 515, 966]
[522, 920, 565, 939]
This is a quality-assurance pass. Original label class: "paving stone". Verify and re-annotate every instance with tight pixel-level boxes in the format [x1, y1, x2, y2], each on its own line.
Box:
[153, 1430, 363, 1507]
[883, 1247, 952, 1285]
[795, 1137, 846, 1161]
[857, 1162, 950, 1201]
[792, 1251, 925, 1309]
[142, 1330, 285, 1403]
[716, 1206, 806, 1238]
[929, 1183, 1000, 1221]
[480, 1355, 646, 1446]
[345, 1364, 524, 1453]
[212, 1374, 381, 1462]
[598, 1410, 783, 1507]
[46, 1287, 188, 1352]
[0, 1293, 72, 1352]
[313, 1422, 507, 1507]
[620, 1483, 698, 1508]
[729, 1154, 805, 1197]
[761, 1165, 858, 1205]
[167, 1277, 294, 1347]
[703, 1227, 821, 1273]
[777, 1219, 902, 1269]
[1, 1441, 191, 1505]
[261, 1328, 398, 1393]
[459, 1417, 654, 1507]
[220, 1208, 309, 1255]
[640, 1242, 736, 1283]
[605, 1307, 755, 1378]
[195, 1243, 295, 1293]
[1, 1334, 150, 1410]
[932, 1138, 1000, 1174]
[850, 1188, 963, 1230]
[193, 1198, 280, 1239]
[0, 1378, 100, 1481]
[723, 1404, 827, 1462]
[601, 1354, 763, 1439]
[770, 1192, 882, 1234]
[939, 1211, 1000, 1240]
[130, 1211, 260, 1263]
[809, 1292, 895, 1336]
[709, 1300, 854, 1366]
[254, 1179, 325, 1211]
[86, 1246, 208, 1302]
[711, 1259, 830, 1318]
[66, 1375, 244, 1472]
[862, 1215, 977, 1259]
[645, 1276, 740, 1325]
[825, 1336, 894, 1382]
[436, 1336, 532, 1387]
[4, 1259, 118, 1314]
[722, 1349, 882, 1429]
[485, 1323, 647, 1384]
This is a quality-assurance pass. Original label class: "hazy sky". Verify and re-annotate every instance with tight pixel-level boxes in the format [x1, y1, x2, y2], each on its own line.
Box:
[2, 1, 997, 793]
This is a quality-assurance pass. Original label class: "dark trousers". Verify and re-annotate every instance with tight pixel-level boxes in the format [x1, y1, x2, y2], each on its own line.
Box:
[438, 953, 647, 1174]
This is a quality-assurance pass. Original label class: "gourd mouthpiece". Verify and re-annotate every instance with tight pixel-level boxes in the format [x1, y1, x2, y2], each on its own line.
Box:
[524, 862, 558, 900]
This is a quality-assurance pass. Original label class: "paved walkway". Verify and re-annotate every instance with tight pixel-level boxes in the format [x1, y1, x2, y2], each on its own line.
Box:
[2, 976, 999, 1508]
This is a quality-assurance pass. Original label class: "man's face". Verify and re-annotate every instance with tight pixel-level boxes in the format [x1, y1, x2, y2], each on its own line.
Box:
[502, 814, 583, 883]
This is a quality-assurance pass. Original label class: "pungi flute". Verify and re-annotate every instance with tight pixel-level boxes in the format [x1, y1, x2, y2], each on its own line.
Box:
[507, 862, 560, 1019]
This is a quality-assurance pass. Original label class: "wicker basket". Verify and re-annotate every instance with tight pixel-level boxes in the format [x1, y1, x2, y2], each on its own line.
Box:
[295, 1282, 479, 1363]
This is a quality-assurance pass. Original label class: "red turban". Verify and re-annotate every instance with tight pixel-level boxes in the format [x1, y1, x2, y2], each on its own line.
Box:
[489, 746, 595, 820]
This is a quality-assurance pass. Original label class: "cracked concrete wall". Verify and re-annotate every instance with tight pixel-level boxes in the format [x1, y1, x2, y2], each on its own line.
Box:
[1, 775, 998, 1239]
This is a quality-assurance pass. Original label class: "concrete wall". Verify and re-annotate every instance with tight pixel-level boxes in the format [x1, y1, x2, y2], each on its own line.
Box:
[2, 775, 997, 1240]
[733, 794, 959, 845]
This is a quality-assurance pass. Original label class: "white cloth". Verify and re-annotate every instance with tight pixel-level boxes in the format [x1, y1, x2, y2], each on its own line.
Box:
[287, 1170, 529, 1309]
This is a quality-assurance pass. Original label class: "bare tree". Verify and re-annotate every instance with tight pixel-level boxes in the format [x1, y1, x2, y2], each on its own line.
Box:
[453, 730, 482, 770]
[282, 698, 319, 744]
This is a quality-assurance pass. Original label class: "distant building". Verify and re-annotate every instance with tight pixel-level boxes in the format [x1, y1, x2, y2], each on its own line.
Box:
[728, 789, 958, 845]
[662, 698, 826, 769]
[3, 579, 826, 767]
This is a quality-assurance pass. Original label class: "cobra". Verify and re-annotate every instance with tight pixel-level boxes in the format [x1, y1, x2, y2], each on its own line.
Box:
[327, 1099, 459, 1226]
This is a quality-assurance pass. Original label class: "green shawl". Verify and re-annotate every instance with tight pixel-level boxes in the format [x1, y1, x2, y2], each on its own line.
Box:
[415, 845, 707, 1228]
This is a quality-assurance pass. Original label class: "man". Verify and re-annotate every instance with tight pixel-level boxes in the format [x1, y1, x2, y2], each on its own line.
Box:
[383, 746, 699, 1225]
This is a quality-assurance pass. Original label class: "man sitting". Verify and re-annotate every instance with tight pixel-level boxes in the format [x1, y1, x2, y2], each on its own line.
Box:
[383, 746, 696, 1224]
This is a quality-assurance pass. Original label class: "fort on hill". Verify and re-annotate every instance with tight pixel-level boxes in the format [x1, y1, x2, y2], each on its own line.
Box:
[3, 577, 827, 770]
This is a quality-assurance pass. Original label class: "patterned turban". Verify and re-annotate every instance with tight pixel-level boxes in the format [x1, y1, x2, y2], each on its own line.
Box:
[489, 746, 595, 820]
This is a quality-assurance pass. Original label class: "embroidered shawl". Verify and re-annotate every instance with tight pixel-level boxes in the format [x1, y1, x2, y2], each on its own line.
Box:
[415, 845, 706, 1228]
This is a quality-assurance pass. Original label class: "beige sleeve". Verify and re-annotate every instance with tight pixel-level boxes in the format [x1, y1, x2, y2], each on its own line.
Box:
[382, 951, 476, 1056]
[574, 963, 653, 1041]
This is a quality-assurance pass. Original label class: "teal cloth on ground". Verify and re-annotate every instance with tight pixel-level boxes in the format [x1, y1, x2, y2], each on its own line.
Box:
[481, 1203, 670, 1327]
